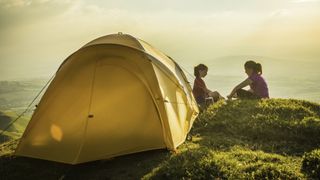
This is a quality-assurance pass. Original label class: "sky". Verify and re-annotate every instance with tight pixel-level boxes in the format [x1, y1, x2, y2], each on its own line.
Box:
[0, 0, 320, 80]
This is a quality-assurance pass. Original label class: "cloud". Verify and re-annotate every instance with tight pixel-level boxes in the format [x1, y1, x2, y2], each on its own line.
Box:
[292, 0, 320, 3]
[0, 0, 31, 8]
[269, 9, 292, 17]
[0, 0, 74, 8]
[0, 0, 77, 31]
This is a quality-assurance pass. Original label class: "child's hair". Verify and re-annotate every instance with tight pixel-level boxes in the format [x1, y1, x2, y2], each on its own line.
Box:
[244, 60, 262, 75]
[194, 64, 208, 77]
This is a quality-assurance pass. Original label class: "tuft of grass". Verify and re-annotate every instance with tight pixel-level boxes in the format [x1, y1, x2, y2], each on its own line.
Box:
[301, 149, 320, 178]
[0, 139, 19, 156]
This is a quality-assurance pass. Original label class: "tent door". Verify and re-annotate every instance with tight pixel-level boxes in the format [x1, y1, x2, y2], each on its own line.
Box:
[76, 57, 165, 162]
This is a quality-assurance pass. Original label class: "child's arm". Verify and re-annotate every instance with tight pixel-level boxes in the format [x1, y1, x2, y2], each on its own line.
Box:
[227, 78, 253, 99]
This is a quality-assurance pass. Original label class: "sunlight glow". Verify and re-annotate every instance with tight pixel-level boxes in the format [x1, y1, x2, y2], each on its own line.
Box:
[50, 124, 63, 142]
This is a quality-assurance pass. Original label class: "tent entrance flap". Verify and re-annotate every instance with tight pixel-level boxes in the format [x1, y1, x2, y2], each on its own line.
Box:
[76, 57, 165, 162]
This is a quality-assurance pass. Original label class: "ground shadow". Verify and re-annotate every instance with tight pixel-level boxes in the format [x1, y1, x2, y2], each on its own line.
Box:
[0, 149, 169, 180]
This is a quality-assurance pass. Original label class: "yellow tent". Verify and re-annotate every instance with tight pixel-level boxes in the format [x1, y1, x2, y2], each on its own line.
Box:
[15, 33, 199, 164]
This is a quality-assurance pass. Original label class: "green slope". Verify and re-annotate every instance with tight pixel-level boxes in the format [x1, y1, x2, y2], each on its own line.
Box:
[148, 99, 320, 179]
[0, 99, 319, 179]
[0, 111, 29, 143]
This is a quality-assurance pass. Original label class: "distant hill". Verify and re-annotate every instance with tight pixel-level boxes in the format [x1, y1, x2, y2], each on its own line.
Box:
[205, 55, 320, 78]
[0, 78, 47, 113]
[0, 98, 319, 179]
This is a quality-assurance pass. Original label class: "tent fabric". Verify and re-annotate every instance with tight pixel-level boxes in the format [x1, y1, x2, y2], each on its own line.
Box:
[15, 33, 199, 164]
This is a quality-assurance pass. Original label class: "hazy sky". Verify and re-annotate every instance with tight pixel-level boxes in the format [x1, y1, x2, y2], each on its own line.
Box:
[0, 0, 320, 80]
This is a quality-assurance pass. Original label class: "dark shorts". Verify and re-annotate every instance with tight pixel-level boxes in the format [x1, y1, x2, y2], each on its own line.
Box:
[236, 89, 260, 99]
[195, 96, 206, 104]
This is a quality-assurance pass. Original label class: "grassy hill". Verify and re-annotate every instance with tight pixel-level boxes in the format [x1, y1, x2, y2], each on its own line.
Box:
[0, 99, 319, 179]
[0, 111, 29, 144]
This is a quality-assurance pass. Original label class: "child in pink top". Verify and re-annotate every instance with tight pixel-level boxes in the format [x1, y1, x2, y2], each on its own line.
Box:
[227, 61, 269, 100]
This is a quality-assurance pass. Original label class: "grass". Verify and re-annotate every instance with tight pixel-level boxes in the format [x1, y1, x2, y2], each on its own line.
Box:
[302, 149, 320, 178]
[0, 98, 320, 179]
[0, 111, 28, 143]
